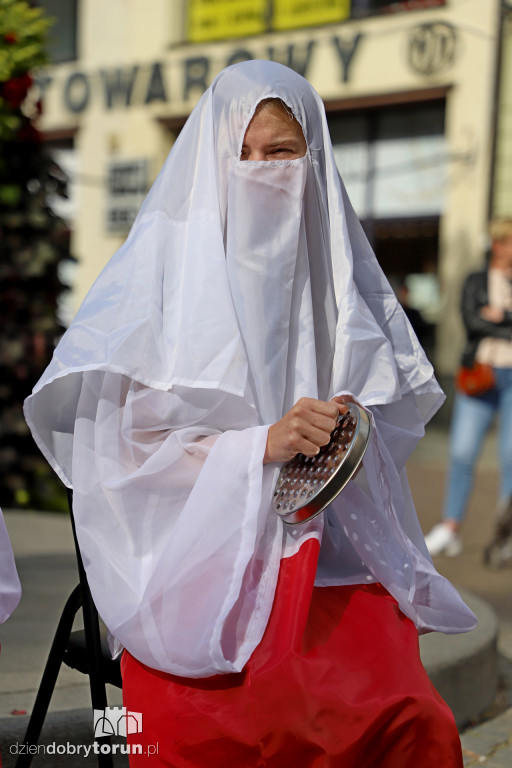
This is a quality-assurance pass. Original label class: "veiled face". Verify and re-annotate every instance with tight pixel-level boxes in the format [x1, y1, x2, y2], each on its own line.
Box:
[240, 101, 307, 162]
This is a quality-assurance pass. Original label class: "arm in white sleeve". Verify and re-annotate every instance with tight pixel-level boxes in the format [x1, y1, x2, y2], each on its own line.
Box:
[71, 371, 284, 677]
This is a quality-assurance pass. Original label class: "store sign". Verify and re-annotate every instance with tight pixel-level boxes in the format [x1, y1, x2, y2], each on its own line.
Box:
[188, 0, 351, 42]
[37, 32, 363, 114]
[106, 160, 149, 234]
[188, 0, 267, 42]
[273, 0, 350, 31]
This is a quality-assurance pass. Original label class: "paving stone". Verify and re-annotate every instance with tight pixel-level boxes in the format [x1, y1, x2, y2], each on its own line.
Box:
[481, 755, 512, 768]
[461, 731, 504, 758]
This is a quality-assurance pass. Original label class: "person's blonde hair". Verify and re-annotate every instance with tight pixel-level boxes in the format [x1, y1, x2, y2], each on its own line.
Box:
[254, 97, 297, 124]
[489, 219, 512, 242]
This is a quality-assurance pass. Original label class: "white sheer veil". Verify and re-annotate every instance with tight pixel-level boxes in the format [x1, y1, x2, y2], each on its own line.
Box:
[0, 511, 21, 623]
[24, 60, 476, 677]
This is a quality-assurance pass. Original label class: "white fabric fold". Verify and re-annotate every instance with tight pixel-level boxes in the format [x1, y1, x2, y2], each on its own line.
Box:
[24, 60, 476, 677]
[317, 406, 473, 634]
[73, 373, 285, 676]
[0, 511, 21, 623]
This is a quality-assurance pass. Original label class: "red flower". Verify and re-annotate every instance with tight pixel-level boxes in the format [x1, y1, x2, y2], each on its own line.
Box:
[4, 31, 18, 44]
[1, 73, 33, 109]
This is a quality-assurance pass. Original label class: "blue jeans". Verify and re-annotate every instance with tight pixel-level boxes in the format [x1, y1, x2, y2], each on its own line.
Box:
[443, 367, 512, 523]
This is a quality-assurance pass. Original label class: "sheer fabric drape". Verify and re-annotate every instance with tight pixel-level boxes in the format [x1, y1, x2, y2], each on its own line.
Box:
[0, 512, 21, 623]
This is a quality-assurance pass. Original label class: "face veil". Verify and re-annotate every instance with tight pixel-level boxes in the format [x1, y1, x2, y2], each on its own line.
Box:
[23, 61, 475, 678]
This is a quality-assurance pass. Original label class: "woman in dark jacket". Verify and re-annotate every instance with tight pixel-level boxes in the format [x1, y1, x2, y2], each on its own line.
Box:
[425, 219, 512, 556]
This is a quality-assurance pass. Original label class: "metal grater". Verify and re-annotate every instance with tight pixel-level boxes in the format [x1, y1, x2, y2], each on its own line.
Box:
[272, 402, 372, 525]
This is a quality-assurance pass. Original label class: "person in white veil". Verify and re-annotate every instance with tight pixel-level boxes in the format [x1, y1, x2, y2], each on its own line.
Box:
[25, 61, 475, 767]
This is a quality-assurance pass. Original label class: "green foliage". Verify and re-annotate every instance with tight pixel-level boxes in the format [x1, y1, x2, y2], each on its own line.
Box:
[0, 0, 52, 80]
[0, 1, 70, 511]
[0, 182, 21, 205]
[0, 0, 53, 146]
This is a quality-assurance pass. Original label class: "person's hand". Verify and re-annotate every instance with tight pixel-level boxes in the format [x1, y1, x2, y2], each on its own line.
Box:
[331, 394, 358, 409]
[480, 305, 505, 323]
[264, 397, 349, 465]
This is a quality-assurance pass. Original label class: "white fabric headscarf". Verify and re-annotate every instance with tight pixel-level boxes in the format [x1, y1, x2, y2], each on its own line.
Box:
[24, 60, 475, 678]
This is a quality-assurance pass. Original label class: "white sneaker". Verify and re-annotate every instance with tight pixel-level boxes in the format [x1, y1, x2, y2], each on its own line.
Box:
[425, 523, 462, 557]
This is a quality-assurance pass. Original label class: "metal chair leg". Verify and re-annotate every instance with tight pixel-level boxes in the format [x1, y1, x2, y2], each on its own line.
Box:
[68, 489, 114, 768]
[82, 593, 113, 767]
[17, 488, 118, 768]
[15, 585, 82, 768]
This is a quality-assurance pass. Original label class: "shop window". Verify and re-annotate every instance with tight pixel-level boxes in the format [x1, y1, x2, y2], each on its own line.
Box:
[33, 0, 78, 63]
[374, 109, 446, 218]
[330, 101, 446, 222]
[329, 100, 445, 334]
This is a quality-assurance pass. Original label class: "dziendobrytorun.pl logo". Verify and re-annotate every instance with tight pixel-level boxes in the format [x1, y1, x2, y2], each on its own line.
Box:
[10, 707, 159, 758]
[94, 706, 142, 737]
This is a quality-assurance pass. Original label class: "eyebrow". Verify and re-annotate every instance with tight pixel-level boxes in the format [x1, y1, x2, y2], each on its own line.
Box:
[241, 136, 304, 149]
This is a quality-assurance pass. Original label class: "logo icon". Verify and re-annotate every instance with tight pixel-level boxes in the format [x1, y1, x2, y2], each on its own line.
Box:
[408, 22, 457, 76]
[93, 707, 143, 738]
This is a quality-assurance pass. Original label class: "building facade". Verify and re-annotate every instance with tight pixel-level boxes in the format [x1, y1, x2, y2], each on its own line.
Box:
[37, 0, 510, 386]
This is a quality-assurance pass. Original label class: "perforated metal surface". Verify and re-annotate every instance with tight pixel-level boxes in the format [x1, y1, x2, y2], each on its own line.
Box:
[273, 403, 371, 525]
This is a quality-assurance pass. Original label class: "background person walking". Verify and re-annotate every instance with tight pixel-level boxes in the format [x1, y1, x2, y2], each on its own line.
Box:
[426, 219, 512, 556]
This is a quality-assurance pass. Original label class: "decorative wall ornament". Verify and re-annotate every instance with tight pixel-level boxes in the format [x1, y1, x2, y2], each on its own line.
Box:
[408, 22, 457, 76]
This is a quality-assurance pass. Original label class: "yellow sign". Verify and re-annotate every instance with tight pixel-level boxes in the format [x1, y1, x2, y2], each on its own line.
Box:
[273, 0, 350, 31]
[188, 0, 268, 43]
[187, 0, 351, 42]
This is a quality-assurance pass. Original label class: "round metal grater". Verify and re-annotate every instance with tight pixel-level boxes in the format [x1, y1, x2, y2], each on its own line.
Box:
[272, 402, 372, 526]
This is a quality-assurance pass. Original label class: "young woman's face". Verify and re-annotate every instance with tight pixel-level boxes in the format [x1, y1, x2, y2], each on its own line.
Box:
[240, 102, 307, 162]
[492, 234, 512, 271]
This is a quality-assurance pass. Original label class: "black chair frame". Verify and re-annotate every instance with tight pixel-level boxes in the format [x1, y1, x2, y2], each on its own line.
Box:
[15, 489, 122, 768]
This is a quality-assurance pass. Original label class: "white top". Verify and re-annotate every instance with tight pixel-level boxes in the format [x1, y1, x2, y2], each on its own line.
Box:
[24, 60, 476, 677]
[476, 268, 512, 368]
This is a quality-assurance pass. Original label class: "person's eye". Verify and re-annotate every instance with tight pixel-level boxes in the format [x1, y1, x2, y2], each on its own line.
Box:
[272, 147, 292, 155]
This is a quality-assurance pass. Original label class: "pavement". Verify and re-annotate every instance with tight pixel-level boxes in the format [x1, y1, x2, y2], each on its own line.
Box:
[409, 422, 512, 767]
[0, 421, 511, 766]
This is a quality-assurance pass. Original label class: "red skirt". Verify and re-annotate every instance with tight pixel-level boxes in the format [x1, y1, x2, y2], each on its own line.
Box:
[121, 538, 463, 767]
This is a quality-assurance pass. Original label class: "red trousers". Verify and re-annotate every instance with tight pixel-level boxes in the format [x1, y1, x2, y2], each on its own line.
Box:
[122, 539, 463, 767]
